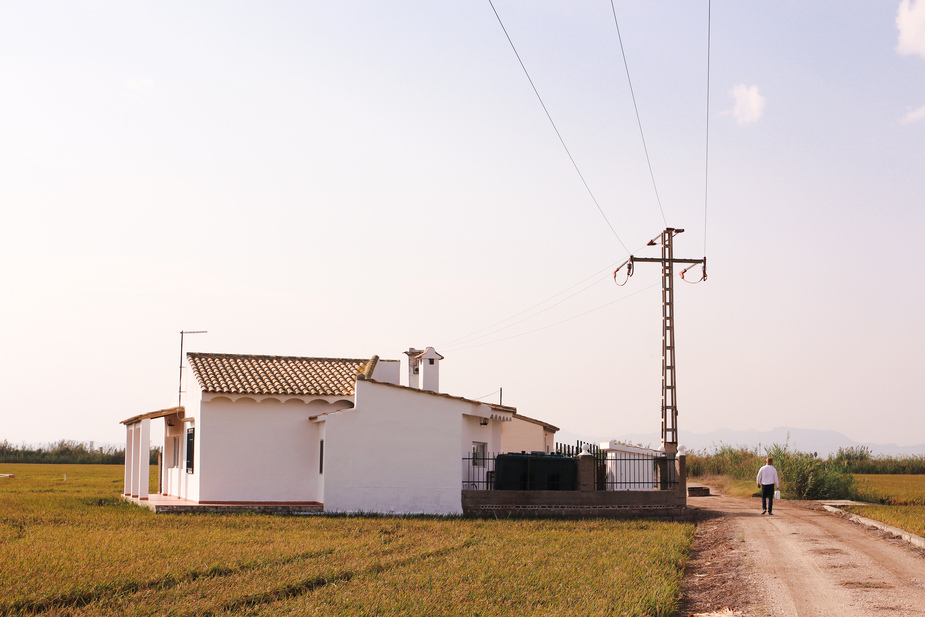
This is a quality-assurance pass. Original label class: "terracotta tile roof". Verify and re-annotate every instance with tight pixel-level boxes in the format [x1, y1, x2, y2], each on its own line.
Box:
[187, 352, 371, 397]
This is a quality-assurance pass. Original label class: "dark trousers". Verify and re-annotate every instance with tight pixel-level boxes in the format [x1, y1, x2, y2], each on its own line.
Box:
[761, 484, 775, 512]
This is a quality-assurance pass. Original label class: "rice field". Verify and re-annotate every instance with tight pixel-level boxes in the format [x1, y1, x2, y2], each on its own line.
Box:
[842, 474, 925, 540]
[853, 474, 925, 506]
[842, 505, 925, 539]
[0, 464, 696, 616]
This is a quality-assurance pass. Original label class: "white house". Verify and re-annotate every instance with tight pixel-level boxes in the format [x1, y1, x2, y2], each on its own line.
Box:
[121, 346, 558, 515]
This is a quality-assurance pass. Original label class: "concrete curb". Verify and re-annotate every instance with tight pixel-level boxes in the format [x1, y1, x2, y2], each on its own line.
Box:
[823, 505, 925, 550]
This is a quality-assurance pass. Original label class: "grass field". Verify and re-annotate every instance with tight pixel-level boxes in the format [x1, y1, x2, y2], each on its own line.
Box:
[842, 474, 925, 540]
[853, 474, 925, 506]
[0, 464, 696, 616]
[842, 505, 925, 538]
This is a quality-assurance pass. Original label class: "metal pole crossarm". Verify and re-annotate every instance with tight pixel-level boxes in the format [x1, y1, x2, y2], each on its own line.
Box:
[616, 228, 706, 454]
[631, 257, 704, 264]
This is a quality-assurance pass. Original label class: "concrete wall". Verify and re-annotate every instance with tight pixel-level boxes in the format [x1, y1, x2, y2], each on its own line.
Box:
[322, 380, 469, 515]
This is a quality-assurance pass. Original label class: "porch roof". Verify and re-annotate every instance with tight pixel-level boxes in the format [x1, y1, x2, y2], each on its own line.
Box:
[121, 406, 185, 426]
[187, 352, 374, 397]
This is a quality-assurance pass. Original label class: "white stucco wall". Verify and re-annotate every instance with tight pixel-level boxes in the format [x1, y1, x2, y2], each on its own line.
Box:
[173, 376, 203, 503]
[322, 380, 471, 515]
[195, 396, 346, 503]
[500, 416, 551, 454]
[461, 414, 502, 455]
[167, 359, 354, 504]
[371, 359, 400, 385]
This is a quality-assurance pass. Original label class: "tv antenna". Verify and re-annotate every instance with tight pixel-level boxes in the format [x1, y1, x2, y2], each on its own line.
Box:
[614, 228, 706, 453]
[178, 330, 207, 408]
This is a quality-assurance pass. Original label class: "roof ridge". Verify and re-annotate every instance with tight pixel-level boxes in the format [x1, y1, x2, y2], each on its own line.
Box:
[187, 351, 374, 363]
[363, 378, 518, 412]
[186, 353, 371, 397]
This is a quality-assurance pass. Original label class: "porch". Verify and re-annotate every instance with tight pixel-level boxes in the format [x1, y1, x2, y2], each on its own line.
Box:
[122, 493, 323, 514]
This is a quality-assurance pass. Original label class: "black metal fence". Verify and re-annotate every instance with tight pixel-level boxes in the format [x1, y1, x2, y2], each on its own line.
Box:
[598, 452, 679, 491]
[463, 444, 679, 491]
[554, 441, 600, 457]
[462, 450, 496, 490]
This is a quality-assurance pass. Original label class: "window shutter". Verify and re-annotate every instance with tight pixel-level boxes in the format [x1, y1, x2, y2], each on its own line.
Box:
[186, 428, 195, 474]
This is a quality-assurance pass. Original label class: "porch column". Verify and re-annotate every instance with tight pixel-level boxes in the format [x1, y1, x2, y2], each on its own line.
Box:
[135, 418, 150, 500]
[131, 421, 141, 497]
[124, 423, 135, 496]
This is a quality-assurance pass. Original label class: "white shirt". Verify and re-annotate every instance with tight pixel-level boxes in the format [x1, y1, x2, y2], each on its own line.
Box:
[757, 464, 779, 487]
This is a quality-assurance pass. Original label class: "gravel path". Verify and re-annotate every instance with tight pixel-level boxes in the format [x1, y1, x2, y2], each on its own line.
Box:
[678, 489, 925, 616]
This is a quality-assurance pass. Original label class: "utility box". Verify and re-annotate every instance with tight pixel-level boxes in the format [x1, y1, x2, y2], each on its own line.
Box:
[493, 453, 577, 491]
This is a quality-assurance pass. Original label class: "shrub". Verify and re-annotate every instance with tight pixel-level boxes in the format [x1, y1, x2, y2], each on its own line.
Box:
[829, 452, 925, 475]
[688, 442, 855, 500]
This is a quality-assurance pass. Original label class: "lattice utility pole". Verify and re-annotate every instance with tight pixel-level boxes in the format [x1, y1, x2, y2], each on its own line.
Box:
[614, 228, 706, 454]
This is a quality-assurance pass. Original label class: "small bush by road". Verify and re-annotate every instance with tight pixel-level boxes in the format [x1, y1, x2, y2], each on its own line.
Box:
[687, 443, 855, 500]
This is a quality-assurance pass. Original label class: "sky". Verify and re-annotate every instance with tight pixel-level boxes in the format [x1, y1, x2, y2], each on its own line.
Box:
[2, 1, 924, 450]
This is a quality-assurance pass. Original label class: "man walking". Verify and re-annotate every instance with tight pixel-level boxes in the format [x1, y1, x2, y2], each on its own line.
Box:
[757, 457, 780, 515]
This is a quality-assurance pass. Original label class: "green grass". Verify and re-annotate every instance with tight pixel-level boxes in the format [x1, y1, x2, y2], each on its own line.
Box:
[0, 464, 696, 616]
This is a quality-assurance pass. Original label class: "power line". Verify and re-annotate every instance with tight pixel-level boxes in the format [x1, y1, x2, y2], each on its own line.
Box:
[440, 260, 623, 350]
[703, 0, 712, 257]
[445, 283, 659, 352]
[609, 0, 667, 229]
[472, 389, 501, 401]
[487, 0, 629, 254]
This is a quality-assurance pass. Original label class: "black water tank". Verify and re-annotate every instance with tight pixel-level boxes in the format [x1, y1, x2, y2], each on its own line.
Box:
[493, 453, 577, 491]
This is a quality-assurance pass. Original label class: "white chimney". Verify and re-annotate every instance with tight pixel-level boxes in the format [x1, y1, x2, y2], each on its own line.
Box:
[405, 347, 444, 392]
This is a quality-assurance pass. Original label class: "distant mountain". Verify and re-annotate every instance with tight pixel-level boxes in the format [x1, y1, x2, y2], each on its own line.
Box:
[609, 427, 925, 458]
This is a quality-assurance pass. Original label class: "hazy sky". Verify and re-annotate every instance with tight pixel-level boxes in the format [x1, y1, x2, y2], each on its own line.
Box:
[2, 1, 923, 449]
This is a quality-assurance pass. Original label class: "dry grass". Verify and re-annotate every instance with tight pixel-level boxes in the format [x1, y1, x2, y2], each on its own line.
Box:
[0, 464, 696, 616]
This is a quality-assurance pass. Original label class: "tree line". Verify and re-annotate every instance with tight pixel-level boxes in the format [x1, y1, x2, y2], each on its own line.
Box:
[0, 440, 159, 465]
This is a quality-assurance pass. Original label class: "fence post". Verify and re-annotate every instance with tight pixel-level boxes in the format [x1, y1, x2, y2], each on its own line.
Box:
[677, 454, 687, 503]
[578, 450, 596, 492]
[656, 455, 670, 491]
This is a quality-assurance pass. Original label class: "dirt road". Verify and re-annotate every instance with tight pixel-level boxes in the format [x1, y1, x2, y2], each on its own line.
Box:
[681, 490, 925, 616]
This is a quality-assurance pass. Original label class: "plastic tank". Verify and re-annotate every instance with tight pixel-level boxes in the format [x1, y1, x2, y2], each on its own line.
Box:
[493, 453, 577, 491]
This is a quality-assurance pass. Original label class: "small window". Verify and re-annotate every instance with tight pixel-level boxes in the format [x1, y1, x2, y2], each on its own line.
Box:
[472, 442, 487, 468]
[186, 428, 195, 474]
[428, 358, 434, 365]
[319, 439, 324, 474]
[171, 437, 179, 468]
